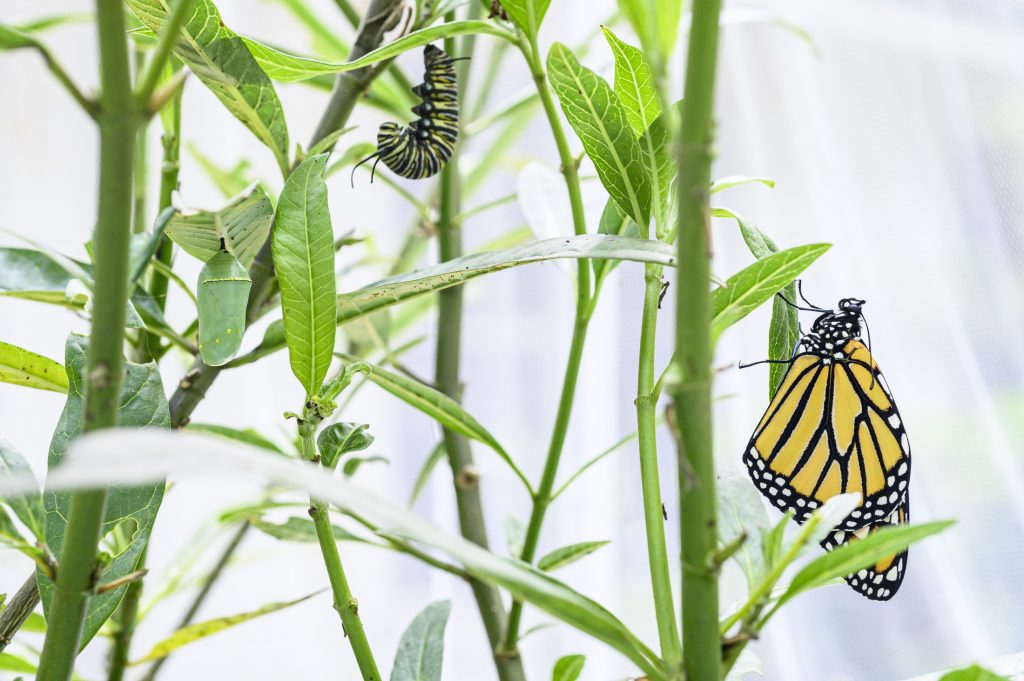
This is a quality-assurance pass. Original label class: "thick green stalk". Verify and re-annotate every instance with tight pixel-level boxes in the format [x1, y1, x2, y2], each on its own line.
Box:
[36, 2, 139, 679]
[636, 263, 682, 673]
[674, 0, 724, 679]
[300, 425, 381, 681]
[431, 17, 526, 681]
[501, 33, 593, 653]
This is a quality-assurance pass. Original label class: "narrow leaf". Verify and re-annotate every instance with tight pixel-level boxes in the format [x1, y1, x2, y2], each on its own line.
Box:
[354, 359, 532, 492]
[538, 541, 610, 572]
[710, 244, 830, 343]
[547, 43, 650, 227]
[0, 341, 68, 393]
[241, 22, 514, 82]
[131, 591, 320, 664]
[248, 515, 365, 544]
[409, 442, 446, 506]
[240, 235, 679, 365]
[390, 600, 451, 681]
[126, 0, 290, 170]
[552, 655, 586, 681]
[273, 154, 337, 397]
[778, 520, 953, 606]
[185, 423, 288, 456]
[711, 175, 776, 193]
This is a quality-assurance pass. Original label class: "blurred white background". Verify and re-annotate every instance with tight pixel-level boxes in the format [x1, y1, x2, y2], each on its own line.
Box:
[1, 0, 1023, 679]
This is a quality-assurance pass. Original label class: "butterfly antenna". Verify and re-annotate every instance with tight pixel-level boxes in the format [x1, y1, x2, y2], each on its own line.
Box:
[369, 156, 382, 184]
[738, 358, 795, 370]
[350, 152, 380, 188]
[776, 291, 824, 314]
[796, 280, 831, 312]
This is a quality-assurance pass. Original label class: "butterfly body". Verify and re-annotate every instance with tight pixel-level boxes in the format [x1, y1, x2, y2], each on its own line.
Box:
[744, 295, 911, 600]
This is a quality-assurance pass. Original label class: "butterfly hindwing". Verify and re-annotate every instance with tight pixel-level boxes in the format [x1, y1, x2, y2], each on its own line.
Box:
[820, 494, 910, 601]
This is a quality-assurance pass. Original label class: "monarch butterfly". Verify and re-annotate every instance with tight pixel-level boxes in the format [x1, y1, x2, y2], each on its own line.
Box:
[742, 287, 911, 600]
[197, 246, 251, 367]
[351, 44, 464, 184]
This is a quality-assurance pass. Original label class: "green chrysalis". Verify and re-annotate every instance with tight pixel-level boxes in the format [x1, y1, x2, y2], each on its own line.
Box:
[197, 247, 251, 366]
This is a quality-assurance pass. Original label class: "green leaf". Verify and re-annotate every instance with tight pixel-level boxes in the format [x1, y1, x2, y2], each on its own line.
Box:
[939, 665, 1011, 681]
[241, 22, 514, 82]
[390, 600, 451, 681]
[0, 440, 44, 540]
[236, 235, 680, 366]
[353, 359, 532, 492]
[619, 0, 682, 60]
[498, 0, 551, 36]
[187, 143, 256, 199]
[538, 541, 610, 572]
[0, 652, 36, 673]
[711, 175, 775, 193]
[166, 184, 274, 268]
[0, 24, 38, 50]
[552, 654, 586, 681]
[0, 341, 68, 393]
[716, 208, 801, 398]
[601, 27, 660, 136]
[342, 454, 388, 477]
[710, 244, 830, 344]
[41, 334, 169, 648]
[0, 247, 77, 306]
[248, 515, 364, 544]
[185, 423, 287, 456]
[318, 422, 374, 470]
[548, 43, 650, 228]
[409, 442, 445, 506]
[128, 207, 175, 285]
[130, 591, 320, 664]
[305, 126, 354, 160]
[778, 520, 954, 607]
[592, 199, 636, 283]
[273, 154, 337, 397]
[125, 0, 290, 171]
[716, 458, 769, 586]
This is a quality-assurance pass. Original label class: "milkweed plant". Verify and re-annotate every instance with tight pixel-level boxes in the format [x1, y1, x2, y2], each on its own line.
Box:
[0, 1, 977, 680]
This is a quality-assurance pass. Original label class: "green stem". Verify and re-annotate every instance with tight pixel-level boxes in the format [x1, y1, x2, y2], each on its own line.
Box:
[674, 0, 724, 679]
[430, 14, 525, 681]
[134, 0, 193, 106]
[36, 2, 139, 679]
[107, 547, 146, 681]
[501, 32, 593, 654]
[300, 425, 381, 681]
[636, 263, 682, 672]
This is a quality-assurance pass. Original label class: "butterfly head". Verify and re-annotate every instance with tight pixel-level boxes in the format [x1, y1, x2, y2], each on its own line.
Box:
[838, 297, 866, 314]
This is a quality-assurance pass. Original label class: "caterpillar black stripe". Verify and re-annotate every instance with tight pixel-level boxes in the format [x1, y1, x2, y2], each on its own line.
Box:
[352, 45, 465, 185]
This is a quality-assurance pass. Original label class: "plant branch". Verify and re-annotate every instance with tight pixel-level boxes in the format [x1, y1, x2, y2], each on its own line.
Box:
[0, 577, 40, 652]
[502, 31, 593, 653]
[675, 0, 724, 679]
[431, 11, 526, 681]
[135, 0, 193, 106]
[21, 34, 99, 118]
[636, 263, 682, 672]
[36, 1, 139, 678]
[300, 421, 381, 681]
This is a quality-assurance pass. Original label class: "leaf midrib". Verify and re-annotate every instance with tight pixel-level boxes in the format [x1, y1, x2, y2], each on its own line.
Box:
[554, 48, 645, 226]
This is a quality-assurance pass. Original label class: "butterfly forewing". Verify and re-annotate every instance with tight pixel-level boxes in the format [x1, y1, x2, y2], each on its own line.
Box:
[743, 339, 911, 528]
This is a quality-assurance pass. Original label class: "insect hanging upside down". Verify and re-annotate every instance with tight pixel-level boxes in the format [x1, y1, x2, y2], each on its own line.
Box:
[352, 44, 466, 185]
[741, 286, 912, 601]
